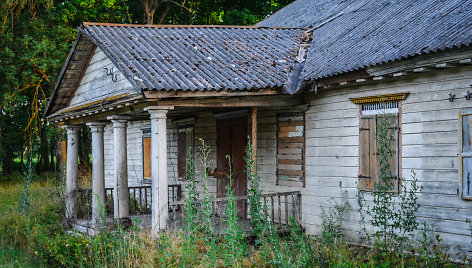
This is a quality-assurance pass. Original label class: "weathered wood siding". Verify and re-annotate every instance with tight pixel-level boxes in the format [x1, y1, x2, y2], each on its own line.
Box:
[69, 47, 135, 107]
[303, 65, 472, 256]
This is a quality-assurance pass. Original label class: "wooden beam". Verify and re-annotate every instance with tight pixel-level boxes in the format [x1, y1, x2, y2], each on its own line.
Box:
[251, 107, 257, 163]
[61, 102, 148, 125]
[436, 62, 458, 68]
[155, 95, 304, 107]
[413, 67, 433, 73]
[143, 88, 278, 99]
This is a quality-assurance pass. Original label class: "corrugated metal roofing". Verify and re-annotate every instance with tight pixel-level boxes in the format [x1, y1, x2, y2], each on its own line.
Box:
[258, 0, 472, 81]
[80, 23, 306, 91]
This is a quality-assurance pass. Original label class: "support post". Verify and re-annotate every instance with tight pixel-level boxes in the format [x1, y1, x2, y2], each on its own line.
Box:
[87, 122, 107, 226]
[146, 106, 173, 233]
[108, 116, 130, 225]
[65, 125, 80, 220]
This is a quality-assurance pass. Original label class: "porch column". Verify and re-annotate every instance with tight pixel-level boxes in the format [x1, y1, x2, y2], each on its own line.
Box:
[108, 116, 130, 224]
[87, 122, 107, 225]
[146, 106, 173, 233]
[65, 125, 80, 220]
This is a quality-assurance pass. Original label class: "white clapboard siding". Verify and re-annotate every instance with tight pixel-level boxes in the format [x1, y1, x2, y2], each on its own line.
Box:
[302, 65, 472, 256]
[69, 47, 135, 107]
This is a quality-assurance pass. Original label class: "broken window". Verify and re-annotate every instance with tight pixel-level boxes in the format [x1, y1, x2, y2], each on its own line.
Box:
[277, 112, 305, 186]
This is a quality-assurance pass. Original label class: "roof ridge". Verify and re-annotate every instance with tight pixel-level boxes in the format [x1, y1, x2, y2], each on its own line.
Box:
[82, 22, 304, 30]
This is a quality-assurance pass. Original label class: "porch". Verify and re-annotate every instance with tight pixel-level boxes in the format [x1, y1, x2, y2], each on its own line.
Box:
[75, 184, 302, 234]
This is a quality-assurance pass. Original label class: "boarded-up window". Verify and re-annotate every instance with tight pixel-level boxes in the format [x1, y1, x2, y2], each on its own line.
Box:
[143, 136, 151, 179]
[177, 127, 193, 179]
[277, 112, 305, 186]
[359, 107, 400, 192]
[460, 112, 472, 199]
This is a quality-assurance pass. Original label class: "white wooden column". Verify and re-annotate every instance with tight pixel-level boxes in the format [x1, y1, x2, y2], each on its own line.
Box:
[108, 116, 130, 223]
[65, 125, 80, 220]
[87, 122, 107, 225]
[146, 106, 172, 233]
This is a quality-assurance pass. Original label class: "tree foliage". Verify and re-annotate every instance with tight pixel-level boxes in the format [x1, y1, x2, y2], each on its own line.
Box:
[0, 0, 293, 175]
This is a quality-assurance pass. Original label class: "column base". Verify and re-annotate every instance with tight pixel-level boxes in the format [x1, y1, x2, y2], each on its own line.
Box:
[115, 217, 132, 229]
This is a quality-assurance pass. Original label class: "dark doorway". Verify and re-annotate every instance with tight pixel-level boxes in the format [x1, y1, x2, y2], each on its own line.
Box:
[216, 117, 248, 199]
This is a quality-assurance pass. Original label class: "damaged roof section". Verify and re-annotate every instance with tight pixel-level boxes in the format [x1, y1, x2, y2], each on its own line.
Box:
[80, 23, 306, 92]
[258, 0, 472, 81]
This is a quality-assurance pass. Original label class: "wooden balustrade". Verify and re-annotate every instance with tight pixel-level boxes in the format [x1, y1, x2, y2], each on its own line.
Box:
[168, 191, 302, 231]
[77, 186, 301, 231]
[77, 184, 182, 219]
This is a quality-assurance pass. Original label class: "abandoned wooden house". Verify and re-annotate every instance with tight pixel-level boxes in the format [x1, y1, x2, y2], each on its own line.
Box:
[45, 0, 472, 257]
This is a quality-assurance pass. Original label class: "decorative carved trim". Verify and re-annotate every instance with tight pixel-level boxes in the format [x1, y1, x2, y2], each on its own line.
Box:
[349, 93, 409, 104]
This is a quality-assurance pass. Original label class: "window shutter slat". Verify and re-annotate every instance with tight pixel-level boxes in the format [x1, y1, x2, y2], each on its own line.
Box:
[359, 117, 374, 190]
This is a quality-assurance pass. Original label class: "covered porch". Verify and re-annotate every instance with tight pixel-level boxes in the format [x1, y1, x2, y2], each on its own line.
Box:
[61, 101, 305, 234]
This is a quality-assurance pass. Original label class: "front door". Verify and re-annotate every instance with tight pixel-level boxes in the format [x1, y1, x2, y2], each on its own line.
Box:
[216, 117, 248, 200]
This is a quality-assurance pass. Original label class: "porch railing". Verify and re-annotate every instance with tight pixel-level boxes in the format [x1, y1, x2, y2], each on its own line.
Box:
[169, 191, 302, 231]
[77, 184, 182, 219]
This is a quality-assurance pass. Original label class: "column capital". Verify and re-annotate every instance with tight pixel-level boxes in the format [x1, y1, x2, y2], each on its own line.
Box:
[145, 106, 173, 119]
[63, 125, 81, 134]
[107, 116, 131, 128]
[86, 122, 107, 133]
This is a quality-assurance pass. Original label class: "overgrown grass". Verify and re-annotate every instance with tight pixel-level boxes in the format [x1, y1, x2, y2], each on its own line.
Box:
[0, 138, 467, 267]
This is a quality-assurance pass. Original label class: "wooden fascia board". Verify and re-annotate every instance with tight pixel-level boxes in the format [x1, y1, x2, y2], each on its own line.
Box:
[318, 70, 370, 87]
[153, 95, 304, 107]
[367, 46, 472, 76]
[143, 88, 279, 99]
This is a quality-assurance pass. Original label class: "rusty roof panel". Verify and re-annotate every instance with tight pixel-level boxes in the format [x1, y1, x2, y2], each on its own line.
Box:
[81, 24, 305, 91]
[258, 0, 472, 81]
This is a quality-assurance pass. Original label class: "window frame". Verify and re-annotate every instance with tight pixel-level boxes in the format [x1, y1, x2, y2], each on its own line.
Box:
[357, 101, 403, 192]
[276, 111, 306, 188]
[459, 110, 472, 200]
[177, 126, 194, 180]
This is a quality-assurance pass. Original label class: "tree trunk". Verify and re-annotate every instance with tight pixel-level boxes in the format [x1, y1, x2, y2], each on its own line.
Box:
[156, 4, 171, 24]
[50, 140, 55, 172]
[20, 146, 24, 174]
[142, 0, 159, 25]
[56, 139, 65, 174]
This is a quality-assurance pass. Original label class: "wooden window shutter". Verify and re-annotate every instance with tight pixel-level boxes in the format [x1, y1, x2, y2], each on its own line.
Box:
[359, 116, 376, 191]
[461, 113, 472, 199]
[143, 137, 151, 178]
[177, 132, 187, 178]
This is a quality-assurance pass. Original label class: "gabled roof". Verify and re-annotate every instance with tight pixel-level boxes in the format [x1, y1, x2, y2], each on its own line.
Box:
[258, 0, 472, 81]
[80, 23, 306, 91]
